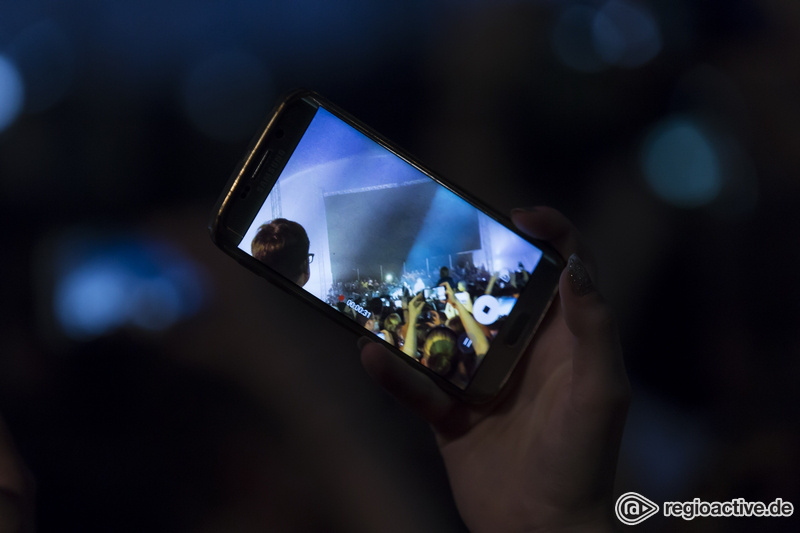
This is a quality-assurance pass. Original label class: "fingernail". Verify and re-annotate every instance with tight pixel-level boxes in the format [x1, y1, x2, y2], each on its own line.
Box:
[568, 254, 593, 296]
[357, 336, 373, 350]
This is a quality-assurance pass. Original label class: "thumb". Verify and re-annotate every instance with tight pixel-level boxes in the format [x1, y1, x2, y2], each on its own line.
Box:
[560, 254, 629, 411]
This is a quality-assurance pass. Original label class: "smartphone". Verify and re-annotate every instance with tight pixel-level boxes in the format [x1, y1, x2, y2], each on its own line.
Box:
[423, 286, 446, 302]
[209, 90, 564, 402]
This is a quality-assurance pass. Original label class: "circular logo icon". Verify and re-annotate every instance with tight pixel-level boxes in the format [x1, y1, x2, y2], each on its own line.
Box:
[472, 295, 500, 325]
[615, 492, 659, 526]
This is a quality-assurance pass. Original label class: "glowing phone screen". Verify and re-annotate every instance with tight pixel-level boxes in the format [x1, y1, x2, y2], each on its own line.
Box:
[238, 107, 543, 388]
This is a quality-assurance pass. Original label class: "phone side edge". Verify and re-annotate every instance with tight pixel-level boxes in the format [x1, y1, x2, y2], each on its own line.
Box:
[208, 89, 320, 245]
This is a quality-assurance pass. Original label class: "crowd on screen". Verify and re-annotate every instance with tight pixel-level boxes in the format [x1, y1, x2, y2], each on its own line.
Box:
[328, 263, 530, 388]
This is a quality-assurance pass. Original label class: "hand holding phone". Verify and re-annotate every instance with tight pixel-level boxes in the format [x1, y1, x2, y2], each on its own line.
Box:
[400, 293, 426, 359]
[210, 90, 563, 401]
[209, 89, 628, 531]
[441, 280, 457, 305]
[360, 207, 630, 533]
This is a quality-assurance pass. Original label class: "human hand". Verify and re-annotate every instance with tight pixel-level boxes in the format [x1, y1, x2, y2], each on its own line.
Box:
[442, 282, 466, 320]
[0, 415, 34, 533]
[406, 292, 425, 322]
[441, 281, 457, 306]
[360, 207, 630, 533]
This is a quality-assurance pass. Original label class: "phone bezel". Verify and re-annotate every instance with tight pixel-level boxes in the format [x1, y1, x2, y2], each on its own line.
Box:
[210, 89, 564, 403]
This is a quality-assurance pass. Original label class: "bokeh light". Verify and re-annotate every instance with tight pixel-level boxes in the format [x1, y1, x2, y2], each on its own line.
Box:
[593, 0, 661, 68]
[641, 116, 723, 208]
[552, 5, 606, 73]
[129, 277, 182, 331]
[0, 55, 25, 133]
[53, 236, 208, 340]
[56, 260, 129, 338]
[9, 19, 75, 113]
[181, 49, 273, 143]
[552, 0, 662, 72]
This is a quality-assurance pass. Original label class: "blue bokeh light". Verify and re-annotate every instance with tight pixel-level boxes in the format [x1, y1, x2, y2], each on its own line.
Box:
[129, 277, 182, 331]
[9, 19, 75, 113]
[53, 235, 208, 340]
[641, 116, 723, 208]
[594, 0, 661, 68]
[553, 0, 662, 72]
[552, 5, 606, 73]
[0, 55, 25, 133]
[56, 261, 130, 338]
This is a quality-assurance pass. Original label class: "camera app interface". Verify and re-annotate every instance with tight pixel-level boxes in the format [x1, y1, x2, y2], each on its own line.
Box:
[239, 106, 543, 389]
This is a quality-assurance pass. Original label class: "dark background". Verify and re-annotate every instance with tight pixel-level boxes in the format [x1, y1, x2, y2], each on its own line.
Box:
[1, 1, 798, 531]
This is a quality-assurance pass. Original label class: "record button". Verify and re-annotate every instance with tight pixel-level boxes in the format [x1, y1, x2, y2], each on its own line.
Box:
[472, 295, 500, 325]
